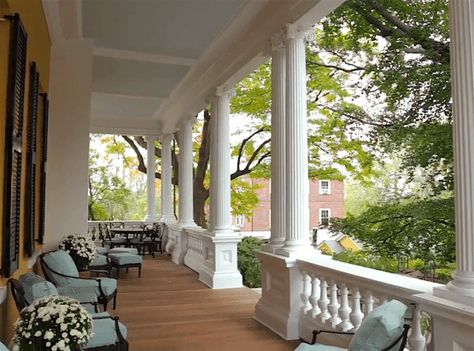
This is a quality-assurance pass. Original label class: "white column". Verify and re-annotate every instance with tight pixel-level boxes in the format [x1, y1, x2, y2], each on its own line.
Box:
[45, 39, 93, 250]
[198, 87, 242, 289]
[264, 31, 287, 252]
[209, 88, 234, 234]
[443, 0, 474, 300]
[277, 24, 313, 256]
[178, 118, 195, 227]
[160, 134, 175, 223]
[144, 136, 158, 222]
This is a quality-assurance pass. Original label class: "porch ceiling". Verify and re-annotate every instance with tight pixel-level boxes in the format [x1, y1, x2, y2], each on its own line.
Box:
[42, 0, 346, 136]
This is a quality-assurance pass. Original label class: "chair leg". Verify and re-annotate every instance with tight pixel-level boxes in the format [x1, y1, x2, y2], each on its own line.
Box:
[113, 294, 117, 310]
[138, 265, 142, 278]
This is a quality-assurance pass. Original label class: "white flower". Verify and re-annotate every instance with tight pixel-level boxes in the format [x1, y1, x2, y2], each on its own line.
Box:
[44, 331, 54, 340]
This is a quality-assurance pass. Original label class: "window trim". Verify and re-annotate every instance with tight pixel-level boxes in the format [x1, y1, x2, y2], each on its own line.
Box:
[319, 180, 331, 195]
[319, 208, 331, 226]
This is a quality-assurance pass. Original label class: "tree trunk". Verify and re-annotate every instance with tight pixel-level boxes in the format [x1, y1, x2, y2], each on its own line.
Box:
[193, 109, 211, 227]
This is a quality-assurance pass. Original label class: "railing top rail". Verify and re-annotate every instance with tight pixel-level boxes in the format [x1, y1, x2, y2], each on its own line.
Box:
[298, 256, 442, 298]
[185, 227, 209, 236]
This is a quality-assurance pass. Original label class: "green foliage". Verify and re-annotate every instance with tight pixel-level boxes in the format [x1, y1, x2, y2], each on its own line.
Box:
[331, 196, 455, 266]
[238, 237, 263, 288]
[231, 179, 260, 219]
[333, 250, 399, 273]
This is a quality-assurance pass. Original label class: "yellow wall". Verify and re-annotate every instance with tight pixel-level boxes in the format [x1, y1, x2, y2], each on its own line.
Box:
[339, 235, 360, 252]
[0, 0, 51, 343]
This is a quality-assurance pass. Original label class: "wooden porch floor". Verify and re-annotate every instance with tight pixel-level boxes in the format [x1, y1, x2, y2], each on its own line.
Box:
[113, 254, 298, 351]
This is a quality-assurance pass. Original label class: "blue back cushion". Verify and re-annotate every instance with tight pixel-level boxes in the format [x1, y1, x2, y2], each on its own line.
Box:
[348, 300, 408, 351]
[42, 250, 79, 286]
[19, 272, 58, 304]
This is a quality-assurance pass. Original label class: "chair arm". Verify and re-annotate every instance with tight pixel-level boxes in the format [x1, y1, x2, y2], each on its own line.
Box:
[311, 329, 355, 345]
[80, 301, 99, 313]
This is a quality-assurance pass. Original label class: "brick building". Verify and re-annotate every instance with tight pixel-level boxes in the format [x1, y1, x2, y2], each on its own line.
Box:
[234, 178, 344, 232]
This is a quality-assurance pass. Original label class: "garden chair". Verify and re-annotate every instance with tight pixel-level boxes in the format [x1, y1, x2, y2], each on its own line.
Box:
[9, 277, 128, 351]
[295, 300, 411, 351]
[40, 250, 118, 310]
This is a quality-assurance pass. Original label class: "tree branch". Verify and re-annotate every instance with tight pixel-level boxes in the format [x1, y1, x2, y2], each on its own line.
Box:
[236, 127, 266, 171]
[122, 135, 161, 179]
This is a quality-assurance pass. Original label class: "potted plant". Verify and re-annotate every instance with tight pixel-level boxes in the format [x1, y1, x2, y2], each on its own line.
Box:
[59, 234, 97, 271]
[12, 295, 93, 351]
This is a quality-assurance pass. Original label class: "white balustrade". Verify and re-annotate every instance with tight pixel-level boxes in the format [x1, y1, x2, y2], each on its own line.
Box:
[297, 257, 442, 350]
[318, 277, 331, 323]
[309, 275, 321, 318]
[183, 227, 207, 273]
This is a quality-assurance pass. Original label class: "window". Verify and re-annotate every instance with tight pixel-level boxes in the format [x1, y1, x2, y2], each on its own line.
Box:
[320, 209, 331, 226]
[236, 215, 245, 227]
[319, 180, 331, 195]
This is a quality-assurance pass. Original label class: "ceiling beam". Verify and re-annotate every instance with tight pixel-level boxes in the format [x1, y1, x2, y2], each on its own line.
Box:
[92, 92, 167, 102]
[94, 47, 198, 67]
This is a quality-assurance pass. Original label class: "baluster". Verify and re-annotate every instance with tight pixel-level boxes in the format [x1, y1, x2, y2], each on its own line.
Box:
[408, 306, 426, 351]
[301, 273, 312, 313]
[338, 284, 353, 331]
[318, 277, 331, 323]
[328, 281, 342, 328]
[364, 291, 374, 315]
[350, 288, 364, 330]
[309, 275, 321, 318]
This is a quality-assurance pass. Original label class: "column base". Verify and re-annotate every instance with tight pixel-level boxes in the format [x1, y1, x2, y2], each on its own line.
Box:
[160, 215, 176, 224]
[144, 214, 160, 222]
[261, 240, 285, 254]
[198, 232, 243, 289]
[275, 243, 319, 258]
[254, 251, 303, 340]
[434, 280, 474, 307]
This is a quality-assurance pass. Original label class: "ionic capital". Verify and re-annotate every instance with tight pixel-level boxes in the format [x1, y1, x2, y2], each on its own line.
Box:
[286, 23, 316, 42]
[271, 29, 286, 52]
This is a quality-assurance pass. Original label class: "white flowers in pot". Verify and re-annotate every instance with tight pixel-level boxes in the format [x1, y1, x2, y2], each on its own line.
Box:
[59, 234, 97, 270]
[12, 295, 93, 351]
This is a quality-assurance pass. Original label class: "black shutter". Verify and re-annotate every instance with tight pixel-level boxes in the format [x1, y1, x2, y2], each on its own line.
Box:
[38, 93, 49, 244]
[2, 13, 27, 277]
[25, 62, 39, 256]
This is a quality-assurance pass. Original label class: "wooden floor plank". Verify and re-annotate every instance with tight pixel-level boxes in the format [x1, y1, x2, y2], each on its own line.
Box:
[111, 255, 298, 351]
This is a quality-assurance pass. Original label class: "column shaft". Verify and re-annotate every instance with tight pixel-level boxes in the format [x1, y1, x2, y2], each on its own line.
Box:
[266, 33, 286, 251]
[178, 119, 195, 226]
[447, 0, 474, 295]
[279, 26, 310, 253]
[210, 90, 233, 234]
[160, 134, 175, 223]
[145, 136, 158, 221]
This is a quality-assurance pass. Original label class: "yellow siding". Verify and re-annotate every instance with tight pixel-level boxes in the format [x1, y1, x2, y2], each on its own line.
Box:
[318, 242, 334, 255]
[339, 235, 360, 252]
[0, 0, 50, 343]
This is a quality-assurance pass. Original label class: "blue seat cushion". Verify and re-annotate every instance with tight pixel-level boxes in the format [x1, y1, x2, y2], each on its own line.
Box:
[109, 253, 143, 265]
[19, 272, 58, 304]
[42, 250, 79, 286]
[86, 312, 127, 349]
[0, 341, 8, 351]
[90, 254, 109, 266]
[348, 300, 407, 351]
[295, 344, 346, 351]
[96, 246, 108, 255]
[108, 247, 138, 255]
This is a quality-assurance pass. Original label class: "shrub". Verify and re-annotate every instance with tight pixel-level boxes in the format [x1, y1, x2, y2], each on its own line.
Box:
[238, 237, 263, 288]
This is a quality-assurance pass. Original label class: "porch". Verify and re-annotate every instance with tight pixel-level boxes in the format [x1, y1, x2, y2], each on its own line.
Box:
[113, 254, 298, 351]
